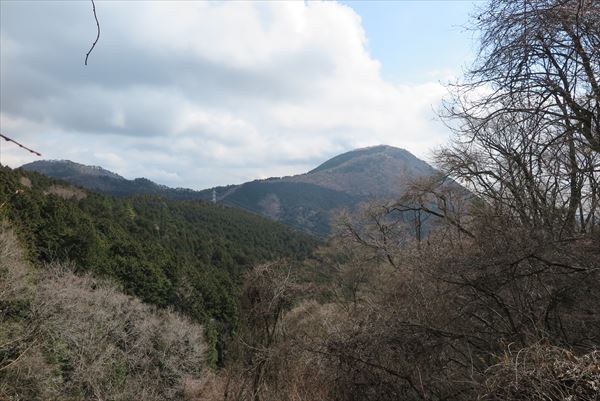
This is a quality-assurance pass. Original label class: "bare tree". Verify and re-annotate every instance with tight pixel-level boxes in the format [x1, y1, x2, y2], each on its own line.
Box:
[442, 0, 600, 235]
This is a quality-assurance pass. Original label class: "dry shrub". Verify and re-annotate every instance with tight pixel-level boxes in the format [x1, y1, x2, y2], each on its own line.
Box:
[0, 222, 46, 400]
[263, 300, 340, 401]
[32, 265, 206, 401]
[284, 202, 600, 401]
[182, 372, 222, 400]
[480, 344, 600, 401]
[44, 184, 87, 200]
[197, 215, 599, 401]
[194, 266, 338, 401]
[184, 368, 251, 401]
[18, 177, 32, 189]
[0, 221, 30, 302]
[194, 246, 475, 401]
[0, 222, 208, 401]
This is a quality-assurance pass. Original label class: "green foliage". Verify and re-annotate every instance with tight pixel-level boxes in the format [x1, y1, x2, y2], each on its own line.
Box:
[203, 320, 219, 369]
[225, 180, 359, 235]
[0, 166, 318, 361]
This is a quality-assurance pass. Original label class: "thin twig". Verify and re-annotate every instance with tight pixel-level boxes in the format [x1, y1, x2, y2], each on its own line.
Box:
[0, 133, 42, 156]
[84, 0, 100, 66]
[0, 340, 37, 372]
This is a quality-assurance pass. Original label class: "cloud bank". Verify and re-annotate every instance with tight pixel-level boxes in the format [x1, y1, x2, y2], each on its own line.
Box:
[1, 1, 451, 189]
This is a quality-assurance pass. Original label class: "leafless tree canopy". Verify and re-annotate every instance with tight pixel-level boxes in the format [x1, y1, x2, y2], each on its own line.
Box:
[442, 0, 599, 235]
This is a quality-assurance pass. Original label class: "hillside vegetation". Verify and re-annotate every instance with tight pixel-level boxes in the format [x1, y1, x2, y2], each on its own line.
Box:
[0, 223, 209, 401]
[0, 166, 318, 365]
[2, 1, 598, 400]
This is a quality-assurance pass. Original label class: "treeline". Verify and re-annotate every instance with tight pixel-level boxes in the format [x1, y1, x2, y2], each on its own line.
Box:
[0, 166, 318, 365]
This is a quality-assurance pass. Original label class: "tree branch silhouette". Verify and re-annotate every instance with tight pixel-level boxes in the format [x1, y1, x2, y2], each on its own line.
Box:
[0, 133, 42, 157]
[84, 0, 100, 66]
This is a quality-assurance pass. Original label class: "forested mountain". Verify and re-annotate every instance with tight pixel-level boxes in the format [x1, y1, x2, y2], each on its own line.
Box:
[0, 165, 318, 366]
[23, 145, 440, 236]
[210, 145, 438, 235]
[22, 159, 205, 200]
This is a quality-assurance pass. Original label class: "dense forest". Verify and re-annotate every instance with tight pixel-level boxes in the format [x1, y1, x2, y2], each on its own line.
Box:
[0, 166, 318, 367]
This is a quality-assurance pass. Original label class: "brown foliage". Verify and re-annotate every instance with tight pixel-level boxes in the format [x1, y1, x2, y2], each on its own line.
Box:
[45, 184, 87, 200]
[210, 192, 599, 401]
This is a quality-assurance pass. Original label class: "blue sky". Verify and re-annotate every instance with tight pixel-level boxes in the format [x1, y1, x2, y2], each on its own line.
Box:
[343, 1, 479, 83]
[1, 1, 482, 189]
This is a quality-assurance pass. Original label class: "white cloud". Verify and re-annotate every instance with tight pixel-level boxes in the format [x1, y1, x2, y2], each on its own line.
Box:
[0, 1, 452, 189]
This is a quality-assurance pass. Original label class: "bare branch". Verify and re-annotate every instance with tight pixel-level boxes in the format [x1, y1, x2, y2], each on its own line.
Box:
[0, 133, 42, 157]
[84, 0, 100, 66]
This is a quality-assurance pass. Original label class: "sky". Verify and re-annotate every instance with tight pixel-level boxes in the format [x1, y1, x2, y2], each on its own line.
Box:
[0, 0, 479, 190]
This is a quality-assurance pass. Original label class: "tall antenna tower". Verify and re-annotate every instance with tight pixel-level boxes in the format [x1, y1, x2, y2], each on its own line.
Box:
[212, 188, 217, 204]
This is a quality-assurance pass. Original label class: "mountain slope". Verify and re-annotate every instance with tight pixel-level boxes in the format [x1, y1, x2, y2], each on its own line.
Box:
[207, 145, 439, 235]
[0, 224, 208, 400]
[298, 145, 436, 196]
[0, 165, 318, 363]
[21, 145, 440, 236]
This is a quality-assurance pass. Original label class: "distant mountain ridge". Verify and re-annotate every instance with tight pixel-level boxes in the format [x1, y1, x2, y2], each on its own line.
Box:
[26, 159, 125, 180]
[22, 145, 440, 236]
[23, 159, 203, 200]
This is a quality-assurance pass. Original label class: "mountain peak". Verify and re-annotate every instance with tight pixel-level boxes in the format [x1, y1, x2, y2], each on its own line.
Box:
[308, 145, 425, 175]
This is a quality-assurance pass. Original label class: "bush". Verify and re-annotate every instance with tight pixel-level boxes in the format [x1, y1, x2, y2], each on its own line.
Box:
[0, 223, 208, 401]
[480, 344, 600, 401]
